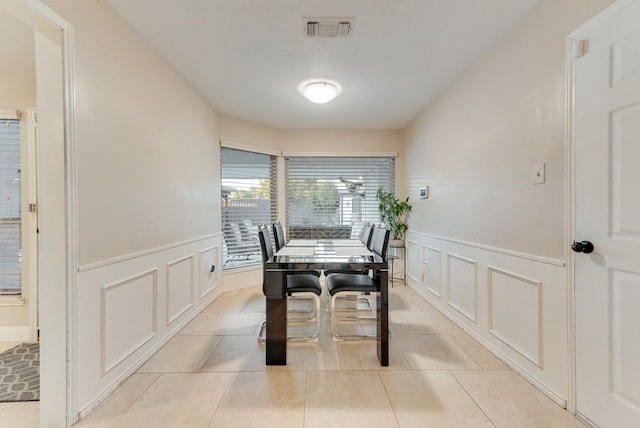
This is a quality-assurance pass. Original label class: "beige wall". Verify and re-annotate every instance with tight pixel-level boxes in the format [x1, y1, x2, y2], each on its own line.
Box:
[221, 115, 403, 153]
[0, 74, 36, 110]
[43, 0, 221, 267]
[220, 115, 405, 194]
[404, 0, 614, 260]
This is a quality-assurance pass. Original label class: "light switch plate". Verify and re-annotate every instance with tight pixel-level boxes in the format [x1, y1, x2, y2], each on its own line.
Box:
[419, 186, 429, 199]
[532, 162, 545, 185]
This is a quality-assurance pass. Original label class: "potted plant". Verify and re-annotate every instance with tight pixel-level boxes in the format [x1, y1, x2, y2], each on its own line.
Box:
[375, 187, 413, 246]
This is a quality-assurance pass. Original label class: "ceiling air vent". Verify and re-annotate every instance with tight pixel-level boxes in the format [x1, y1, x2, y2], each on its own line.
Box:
[304, 17, 354, 38]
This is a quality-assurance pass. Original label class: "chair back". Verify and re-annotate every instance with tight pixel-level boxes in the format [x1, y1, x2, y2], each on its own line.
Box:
[258, 225, 273, 264]
[257, 225, 274, 295]
[272, 221, 286, 251]
[359, 223, 374, 248]
[370, 226, 390, 261]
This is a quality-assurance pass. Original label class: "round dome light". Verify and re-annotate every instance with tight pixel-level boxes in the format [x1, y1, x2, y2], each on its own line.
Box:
[298, 79, 342, 104]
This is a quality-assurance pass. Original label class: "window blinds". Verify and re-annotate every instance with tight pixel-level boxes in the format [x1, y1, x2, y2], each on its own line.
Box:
[285, 156, 396, 240]
[0, 119, 21, 296]
[221, 147, 277, 270]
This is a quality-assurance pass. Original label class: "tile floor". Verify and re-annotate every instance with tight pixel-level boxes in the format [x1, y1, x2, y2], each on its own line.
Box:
[0, 284, 585, 428]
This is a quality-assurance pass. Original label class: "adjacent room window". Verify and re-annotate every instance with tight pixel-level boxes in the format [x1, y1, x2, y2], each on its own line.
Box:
[0, 118, 22, 296]
[285, 156, 396, 239]
[221, 147, 277, 270]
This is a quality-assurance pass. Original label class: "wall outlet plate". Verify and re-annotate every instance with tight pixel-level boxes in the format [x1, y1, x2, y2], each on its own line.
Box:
[419, 186, 429, 199]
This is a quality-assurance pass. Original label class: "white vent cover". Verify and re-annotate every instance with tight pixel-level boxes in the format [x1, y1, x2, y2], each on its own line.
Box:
[303, 17, 354, 37]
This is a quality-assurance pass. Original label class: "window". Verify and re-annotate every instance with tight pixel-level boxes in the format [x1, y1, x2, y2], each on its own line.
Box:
[221, 147, 277, 270]
[0, 118, 22, 296]
[285, 156, 396, 239]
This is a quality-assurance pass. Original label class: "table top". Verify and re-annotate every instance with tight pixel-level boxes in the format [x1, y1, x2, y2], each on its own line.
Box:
[286, 239, 368, 247]
[268, 239, 386, 269]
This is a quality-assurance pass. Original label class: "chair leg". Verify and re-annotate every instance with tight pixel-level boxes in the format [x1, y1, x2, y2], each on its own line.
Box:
[258, 293, 320, 342]
[330, 292, 377, 341]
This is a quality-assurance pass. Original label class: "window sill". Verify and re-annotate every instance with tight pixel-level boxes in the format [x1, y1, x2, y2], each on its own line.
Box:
[0, 296, 25, 307]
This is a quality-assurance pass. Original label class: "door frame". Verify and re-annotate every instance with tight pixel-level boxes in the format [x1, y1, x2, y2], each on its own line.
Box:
[565, 0, 636, 419]
[25, 107, 38, 341]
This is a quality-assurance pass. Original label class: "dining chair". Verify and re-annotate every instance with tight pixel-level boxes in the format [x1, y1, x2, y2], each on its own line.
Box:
[272, 220, 321, 277]
[272, 220, 286, 252]
[257, 225, 322, 341]
[323, 223, 375, 277]
[324, 226, 390, 340]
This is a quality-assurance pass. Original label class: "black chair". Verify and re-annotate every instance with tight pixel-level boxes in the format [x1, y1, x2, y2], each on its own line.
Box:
[359, 223, 375, 248]
[323, 222, 374, 277]
[325, 226, 390, 339]
[272, 221, 321, 277]
[257, 225, 322, 341]
[272, 220, 286, 252]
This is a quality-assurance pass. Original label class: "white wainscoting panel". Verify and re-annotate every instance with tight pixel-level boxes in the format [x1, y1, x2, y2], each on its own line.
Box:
[166, 255, 195, 325]
[406, 239, 420, 283]
[488, 266, 543, 367]
[447, 253, 478, 323]
[423, 245, 442, 298]
[76, 234, 223, 417]
[610, 269, 640, 405]
[199, 245, 220, 298]
[405, 231, 568, 406]
[101, 269, 157, 375]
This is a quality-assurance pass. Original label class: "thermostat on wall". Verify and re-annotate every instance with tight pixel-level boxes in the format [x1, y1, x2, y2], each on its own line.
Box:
[419, 186, 429, 199]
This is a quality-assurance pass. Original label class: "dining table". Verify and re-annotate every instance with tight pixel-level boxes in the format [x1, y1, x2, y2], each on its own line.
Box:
[264, 238, 389, 366]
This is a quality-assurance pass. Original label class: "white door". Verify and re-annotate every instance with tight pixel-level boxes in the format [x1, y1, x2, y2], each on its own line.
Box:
[573, 1, 640, 427]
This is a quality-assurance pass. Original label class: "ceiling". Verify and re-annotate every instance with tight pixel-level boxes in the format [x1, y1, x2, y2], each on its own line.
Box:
[6, 1, 540, 130]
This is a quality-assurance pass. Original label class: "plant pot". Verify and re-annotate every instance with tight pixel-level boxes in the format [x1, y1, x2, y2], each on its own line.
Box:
[389, 239, 405, 248]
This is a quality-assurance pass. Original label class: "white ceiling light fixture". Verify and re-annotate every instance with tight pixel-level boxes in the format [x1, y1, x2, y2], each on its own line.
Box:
[298, 79, 343, 104]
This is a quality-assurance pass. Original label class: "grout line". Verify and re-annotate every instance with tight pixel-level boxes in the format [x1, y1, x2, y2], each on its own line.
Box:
[377, 370, 403, 428]
[449, 370, 498, 428]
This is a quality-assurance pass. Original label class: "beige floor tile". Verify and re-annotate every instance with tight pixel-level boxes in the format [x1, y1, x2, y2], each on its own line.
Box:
[337, 339, 411, 370]
[401, 310, 465, 335]
[117, 373, 232, 428]
[208, 371, 305, 428]
[304, 371, 399, 428]
[395, 334, 480, 370]
[200, 335, 267, 372]
[380, 370, 494, 427]
[0, 342, 21, 353]
[269, 340, 340, 371]
[452, 370, 583, 427]
[388, 312, 418, 335]
[448, 334, 510, 370]
[241, 292, 266, 313]
[389, 287, 438, 313]
[179, 312, 263, 336]
[203, 288, 259, 313]
[75, 374, 160, 427]
[137, 335, 222, 373]
[0, 401, 39, 428]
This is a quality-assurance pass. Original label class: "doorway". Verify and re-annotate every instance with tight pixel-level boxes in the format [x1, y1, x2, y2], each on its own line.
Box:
[0, 1, 74, 426]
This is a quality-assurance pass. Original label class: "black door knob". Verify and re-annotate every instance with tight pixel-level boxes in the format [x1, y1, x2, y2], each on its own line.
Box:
[572, 240, 594, 254]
